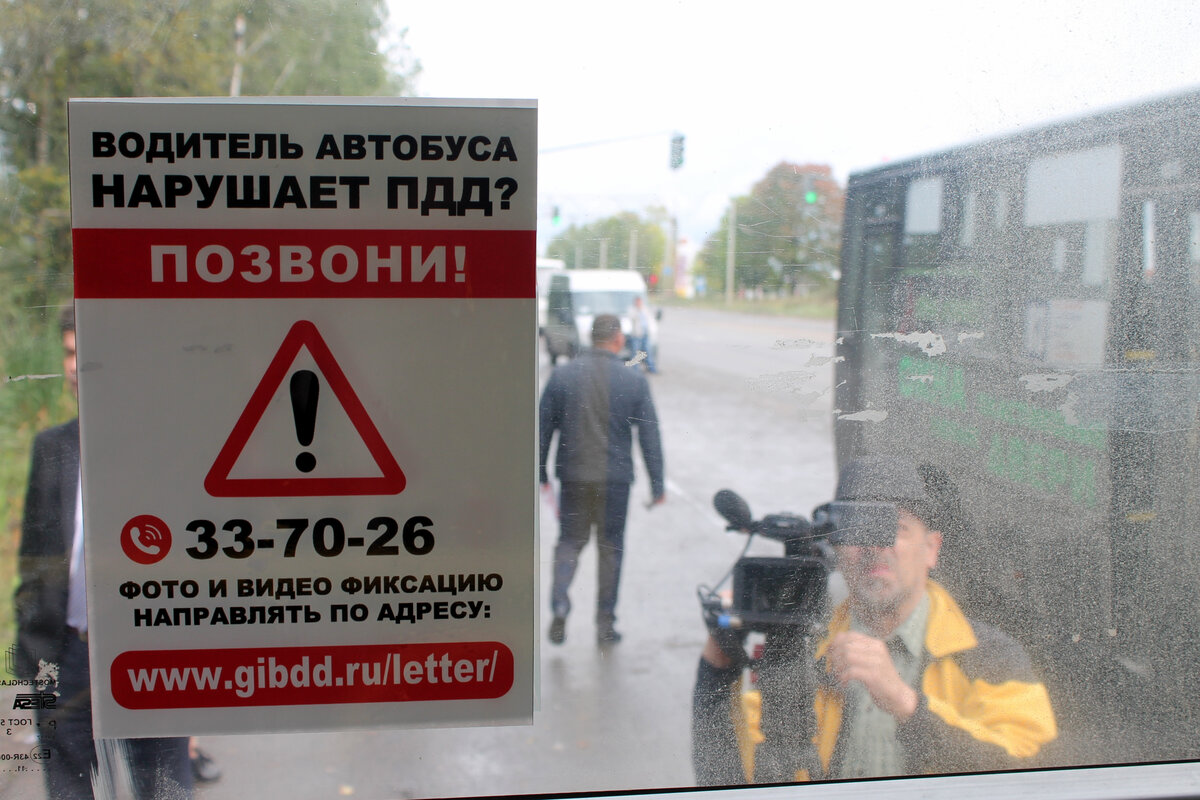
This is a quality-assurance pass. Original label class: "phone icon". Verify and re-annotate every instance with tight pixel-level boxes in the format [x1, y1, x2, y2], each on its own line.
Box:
[130, 526, 162, 556]
[121, 515, 172, 564]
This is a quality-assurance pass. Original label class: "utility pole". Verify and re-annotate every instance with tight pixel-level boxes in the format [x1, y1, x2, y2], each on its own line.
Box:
[725, 201, 737, 304]
[668, 134, 684, 296]
[669, 216, 678, 296]
[229, 15, 246, 97]
[628, 229, 638, 271]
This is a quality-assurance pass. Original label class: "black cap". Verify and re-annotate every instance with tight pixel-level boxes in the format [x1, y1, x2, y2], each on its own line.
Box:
[837, 455, 932, 508]
[837, 456, 963, 537]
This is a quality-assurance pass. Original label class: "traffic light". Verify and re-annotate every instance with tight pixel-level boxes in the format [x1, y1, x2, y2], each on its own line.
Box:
[551, 205, 561, 225]
[803, 175, 818, 204]
[669, 134, 685, 170]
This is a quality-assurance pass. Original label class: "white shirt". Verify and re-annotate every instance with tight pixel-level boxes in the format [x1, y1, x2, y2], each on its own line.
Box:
[67, 471, 87, 632]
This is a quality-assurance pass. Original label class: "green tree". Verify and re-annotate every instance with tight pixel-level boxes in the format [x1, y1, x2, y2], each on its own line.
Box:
[0, 0, 420, 333]
[0, 0, 420, 656]
[1, 0, 418, 173]
[546, 209, 669, 288]
[697, 162, 843, 296]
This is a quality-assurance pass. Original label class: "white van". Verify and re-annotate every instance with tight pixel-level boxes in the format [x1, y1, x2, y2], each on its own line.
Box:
[544, 269, 658, 366]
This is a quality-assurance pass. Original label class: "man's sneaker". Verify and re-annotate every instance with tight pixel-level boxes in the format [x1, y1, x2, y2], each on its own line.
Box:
[596, 622, 622, 644]
[548, 616, 566, 645]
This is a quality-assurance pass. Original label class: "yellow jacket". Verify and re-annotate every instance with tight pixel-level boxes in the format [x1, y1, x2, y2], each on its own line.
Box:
[727, 580, 1057, 782]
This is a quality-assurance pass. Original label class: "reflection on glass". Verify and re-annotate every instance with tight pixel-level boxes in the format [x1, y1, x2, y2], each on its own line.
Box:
[836, 89, 1200, 782]
[3, 3, 1200, 800]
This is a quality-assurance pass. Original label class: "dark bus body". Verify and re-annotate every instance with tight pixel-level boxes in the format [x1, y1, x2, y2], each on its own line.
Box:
[835, 89, 1200, 763]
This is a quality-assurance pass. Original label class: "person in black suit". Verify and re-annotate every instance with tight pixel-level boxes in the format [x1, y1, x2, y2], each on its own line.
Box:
[14, 306, 193, 800]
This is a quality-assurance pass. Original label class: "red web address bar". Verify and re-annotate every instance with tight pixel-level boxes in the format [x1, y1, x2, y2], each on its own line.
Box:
[110, 642, 514, 709]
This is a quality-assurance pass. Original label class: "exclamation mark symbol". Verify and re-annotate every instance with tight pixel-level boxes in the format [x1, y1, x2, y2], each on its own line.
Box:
[290, 370, 319, 473]
[454, 246, 466, 283]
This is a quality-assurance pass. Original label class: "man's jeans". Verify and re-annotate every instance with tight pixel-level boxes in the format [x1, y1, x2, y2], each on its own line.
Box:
[551, 481, 632, 622]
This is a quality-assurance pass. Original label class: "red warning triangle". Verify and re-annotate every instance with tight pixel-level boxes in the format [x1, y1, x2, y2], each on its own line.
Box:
[205, 320, 406, 497]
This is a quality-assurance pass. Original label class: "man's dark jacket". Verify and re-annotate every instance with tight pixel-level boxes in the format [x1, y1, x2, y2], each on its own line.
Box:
[539, 349, 664, 496]
[15, 418, 79, 679]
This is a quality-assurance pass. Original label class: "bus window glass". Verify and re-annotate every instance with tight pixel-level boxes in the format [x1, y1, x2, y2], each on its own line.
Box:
[1082, 221, 1110, 286]
[1024, 145, 1122, 227]
[1190, 210, 1200, 282]
[959, 190, 978, 247]
[903, 177, 943, 271]
[905, 178, 944, 235]
[8, 4, 1200, 800]
[837, 88, 1200, 795]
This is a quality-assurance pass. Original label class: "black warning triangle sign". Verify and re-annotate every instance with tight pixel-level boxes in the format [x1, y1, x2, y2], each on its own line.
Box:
[204, 320, 405, 497]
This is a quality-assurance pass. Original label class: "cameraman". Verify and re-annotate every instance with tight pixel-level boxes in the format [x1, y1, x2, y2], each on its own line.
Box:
[692, 457, 1057, 783]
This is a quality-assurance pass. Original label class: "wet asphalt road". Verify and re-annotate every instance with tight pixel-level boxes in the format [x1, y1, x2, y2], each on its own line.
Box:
[5, 305, 838, 800]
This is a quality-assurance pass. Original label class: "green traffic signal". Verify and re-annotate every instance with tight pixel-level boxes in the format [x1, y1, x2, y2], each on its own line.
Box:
[670, 134, 685, 169]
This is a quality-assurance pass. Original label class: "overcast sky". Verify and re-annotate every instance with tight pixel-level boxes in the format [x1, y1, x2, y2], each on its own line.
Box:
[388, 0, 1200, 251]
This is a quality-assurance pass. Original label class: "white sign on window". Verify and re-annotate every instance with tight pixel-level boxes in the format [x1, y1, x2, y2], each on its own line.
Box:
[69, 98, 537, 738]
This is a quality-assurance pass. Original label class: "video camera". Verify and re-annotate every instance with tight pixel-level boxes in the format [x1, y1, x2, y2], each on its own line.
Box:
[699, 490, 900, 633]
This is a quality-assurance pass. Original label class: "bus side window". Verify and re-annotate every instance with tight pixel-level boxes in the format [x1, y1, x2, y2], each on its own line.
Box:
[958, 190, 978, 248]
[1142, 200, 1156, 281]
[903, 177, 944, 271]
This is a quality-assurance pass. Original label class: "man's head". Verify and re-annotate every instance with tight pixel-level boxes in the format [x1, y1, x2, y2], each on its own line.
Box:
[833, 457, 943, 633]
[591, 313, 625, 353]
[60, 305, 77, 398]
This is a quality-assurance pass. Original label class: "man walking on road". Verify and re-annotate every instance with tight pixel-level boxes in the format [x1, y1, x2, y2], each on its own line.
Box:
[539, 313, 665, 645]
